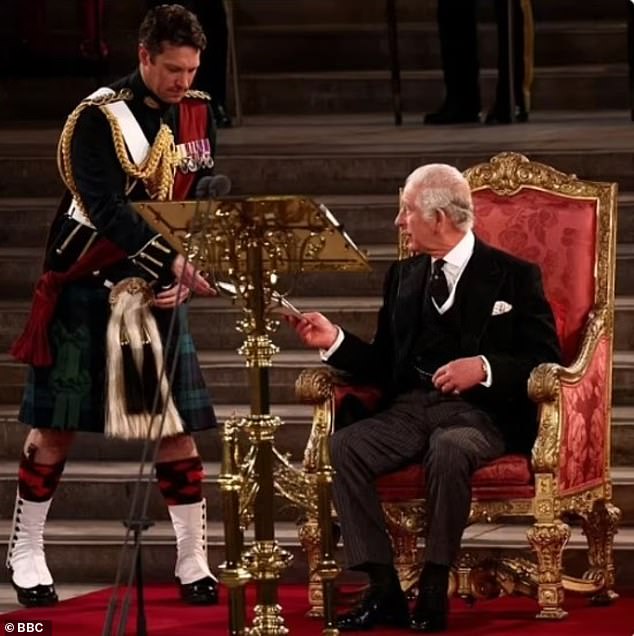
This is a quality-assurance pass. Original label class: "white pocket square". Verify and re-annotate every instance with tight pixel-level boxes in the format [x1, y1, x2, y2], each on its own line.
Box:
[491, 301, 513, 316]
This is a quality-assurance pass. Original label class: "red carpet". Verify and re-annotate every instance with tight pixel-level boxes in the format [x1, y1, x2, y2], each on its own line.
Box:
[3, 585, 632, 635]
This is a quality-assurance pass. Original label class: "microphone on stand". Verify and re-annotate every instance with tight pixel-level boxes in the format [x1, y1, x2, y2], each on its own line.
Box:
[195, 174, 232, 199]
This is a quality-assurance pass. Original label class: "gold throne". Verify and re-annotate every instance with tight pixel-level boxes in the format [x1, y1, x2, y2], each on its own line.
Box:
[295, 152, 620, 619]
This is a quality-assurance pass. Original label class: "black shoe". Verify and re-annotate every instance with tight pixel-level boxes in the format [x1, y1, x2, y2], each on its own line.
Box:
[12, 580, 58, 608]
[410, 585, 448, 632]
[485, 106, 528, 125]
[178, 576, 218, 605]
[335, 584, 410, 631]
[212, 102, 232, 128]
[423, 108, 480, 125]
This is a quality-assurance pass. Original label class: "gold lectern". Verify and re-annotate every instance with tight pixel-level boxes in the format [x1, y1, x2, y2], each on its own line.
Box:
[135, 196, 370, 635]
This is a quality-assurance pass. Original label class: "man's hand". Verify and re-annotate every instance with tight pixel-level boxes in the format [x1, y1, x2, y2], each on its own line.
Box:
[432, 357, 486, 394]
[284, 312, 339, 350]
[171, 254, 214, 296]
[153, 283, 191, 308]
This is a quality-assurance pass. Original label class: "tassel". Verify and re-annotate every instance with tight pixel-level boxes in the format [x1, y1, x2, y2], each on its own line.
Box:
[105, 277, 184, 440]
[141, 339, 163, 414]
[121, 340, 145, 414]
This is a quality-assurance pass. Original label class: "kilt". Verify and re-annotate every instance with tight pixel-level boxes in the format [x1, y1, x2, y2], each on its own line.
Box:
[19, 281, 217, 434]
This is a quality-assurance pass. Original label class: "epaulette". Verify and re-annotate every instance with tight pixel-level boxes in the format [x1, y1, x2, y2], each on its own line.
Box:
[184, 89, 212, 101]
[81, 88, 134, 107]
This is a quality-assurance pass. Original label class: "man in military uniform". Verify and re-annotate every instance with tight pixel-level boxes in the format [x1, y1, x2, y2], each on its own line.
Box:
[425, 0, 534, 125]
[7, 5, 221, 608]
[147, 0, 232, 128]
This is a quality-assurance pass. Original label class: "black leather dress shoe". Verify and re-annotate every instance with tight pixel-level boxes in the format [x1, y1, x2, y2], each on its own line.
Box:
[179, 576, 218, 605]
[212, 102, 232, 128]
[423, 109, 480, 125]
[410, 586, 448, 632]
[12, 581, 58, 608]
[485, 106, 528, 125]
[336, 585, 410, 631]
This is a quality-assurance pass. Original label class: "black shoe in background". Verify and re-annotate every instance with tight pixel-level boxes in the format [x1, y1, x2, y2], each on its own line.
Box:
[212, 102, 232, 128]
[335, 583, 410, 631]
[485, 105, 529, 125]
[410, 562, 449, 632]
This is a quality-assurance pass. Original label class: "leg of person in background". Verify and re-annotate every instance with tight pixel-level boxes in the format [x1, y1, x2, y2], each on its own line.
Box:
[424, 0, 481, 124]
[18, 0, 47, 60]
[486, 0, 533, 124]
[155, 433, 218, 605]
[6, 429, 75, 607]
[78, 0, 108, 61]
[194, 0, 232, 128]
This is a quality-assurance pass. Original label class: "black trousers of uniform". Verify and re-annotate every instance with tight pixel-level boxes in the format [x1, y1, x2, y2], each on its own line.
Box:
[330, 389, 505, 569]
[437, 0, 529, 115]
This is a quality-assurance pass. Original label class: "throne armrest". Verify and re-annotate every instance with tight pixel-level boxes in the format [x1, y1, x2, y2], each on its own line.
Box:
[528, 309, 612, 493]
[295, 367, 383, 472]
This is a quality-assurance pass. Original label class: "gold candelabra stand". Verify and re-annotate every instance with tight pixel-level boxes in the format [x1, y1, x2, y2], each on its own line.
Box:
[135, 196, 369, 635]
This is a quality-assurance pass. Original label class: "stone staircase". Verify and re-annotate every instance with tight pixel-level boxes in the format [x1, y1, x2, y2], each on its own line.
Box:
[1, 0, 634, 600]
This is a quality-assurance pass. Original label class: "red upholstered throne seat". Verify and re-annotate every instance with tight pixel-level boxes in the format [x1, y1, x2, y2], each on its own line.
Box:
[296, 152, 619, 620]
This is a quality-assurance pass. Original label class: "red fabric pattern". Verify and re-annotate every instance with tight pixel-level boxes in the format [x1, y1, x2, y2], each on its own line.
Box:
[173, 99, 212, 200]
[376, 454, 534, 502]
[9, 239, 126, 366]
[472, 188, 597, 365]
[558, 336, 609, 494]
[333, 384, 383, 414]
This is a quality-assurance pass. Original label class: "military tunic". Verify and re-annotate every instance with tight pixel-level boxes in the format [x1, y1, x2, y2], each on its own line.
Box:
[19, 70, 218, 434]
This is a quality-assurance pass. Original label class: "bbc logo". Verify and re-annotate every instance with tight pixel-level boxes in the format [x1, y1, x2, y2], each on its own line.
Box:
[2, 622, 52, 635]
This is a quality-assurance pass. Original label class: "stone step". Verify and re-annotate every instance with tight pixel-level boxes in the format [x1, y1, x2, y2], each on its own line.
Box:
[1, 519, 634, 586]
[2, 243, 634, 302]
[0, 460, 308, 524]
[3, 402, 634, 466]
[0, 404, 313, 461]
[237, 66, 629, 115]
[0, 461, 633, 525]
[238, 22, 626, 73]
[4, 191, 634, 248]
[1, 347, 634, 406]
[1, 65, 629, 120]
[1, 290, 634, 355]
[232, 0, 626, 25]
[0, 296, 381, 351]
[0, 519, 311, 585]
[3, 113, 634, 195]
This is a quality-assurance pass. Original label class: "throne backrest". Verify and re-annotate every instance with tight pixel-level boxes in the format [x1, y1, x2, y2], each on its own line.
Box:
[464, 153, 617, 365]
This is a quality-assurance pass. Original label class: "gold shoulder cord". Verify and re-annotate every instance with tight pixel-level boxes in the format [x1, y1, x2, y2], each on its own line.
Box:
[57, 88, 177, 213]
[185, 89, 212, 101]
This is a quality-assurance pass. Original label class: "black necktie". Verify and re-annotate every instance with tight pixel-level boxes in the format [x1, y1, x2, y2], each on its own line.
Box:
[430, 259, 449, 308]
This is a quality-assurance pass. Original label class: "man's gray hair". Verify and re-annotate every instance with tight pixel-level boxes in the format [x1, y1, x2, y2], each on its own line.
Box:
[404, 164, 474, 231]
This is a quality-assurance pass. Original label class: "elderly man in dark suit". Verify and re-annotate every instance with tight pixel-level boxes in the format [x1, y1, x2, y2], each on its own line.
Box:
[287, 163, 561, 632]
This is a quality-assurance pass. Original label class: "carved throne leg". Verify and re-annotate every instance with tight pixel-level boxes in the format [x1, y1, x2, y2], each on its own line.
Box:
[579, 499, 621, 605]
[298, 517, 325, 617]
[527, 521, 571, 619]
[383, 502, 424, 596]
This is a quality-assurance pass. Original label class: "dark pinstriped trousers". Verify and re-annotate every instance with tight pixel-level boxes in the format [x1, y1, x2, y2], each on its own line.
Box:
[330, 389, 505, 569]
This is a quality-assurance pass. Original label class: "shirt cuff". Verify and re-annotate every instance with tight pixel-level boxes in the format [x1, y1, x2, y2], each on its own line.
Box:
[479, 355, 492, 387]
[320, 326, 344, 361]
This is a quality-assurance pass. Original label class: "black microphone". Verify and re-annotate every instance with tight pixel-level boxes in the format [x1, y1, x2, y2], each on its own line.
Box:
[195, 174, 232, 199]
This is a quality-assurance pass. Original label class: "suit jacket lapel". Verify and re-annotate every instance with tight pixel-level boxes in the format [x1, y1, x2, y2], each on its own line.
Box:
[394, 254, 428, 343]
[455, 238, 505, 355]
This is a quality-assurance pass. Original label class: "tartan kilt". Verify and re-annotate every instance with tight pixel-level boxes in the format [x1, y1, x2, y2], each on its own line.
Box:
[19, 281, 217, 434]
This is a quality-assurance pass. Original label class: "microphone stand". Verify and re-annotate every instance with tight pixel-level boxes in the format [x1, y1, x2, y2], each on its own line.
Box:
[124, 517, 154, 636]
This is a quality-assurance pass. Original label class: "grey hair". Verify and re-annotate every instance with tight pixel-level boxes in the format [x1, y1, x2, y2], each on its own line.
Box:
[404, 163, 474, 231]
